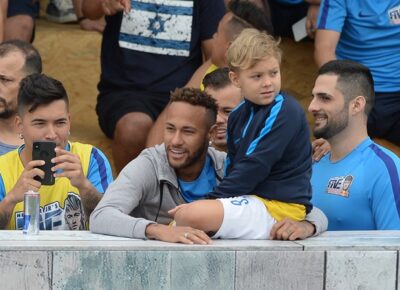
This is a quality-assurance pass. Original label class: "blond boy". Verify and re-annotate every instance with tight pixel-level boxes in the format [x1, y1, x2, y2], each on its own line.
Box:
[170, 29, 313, 239]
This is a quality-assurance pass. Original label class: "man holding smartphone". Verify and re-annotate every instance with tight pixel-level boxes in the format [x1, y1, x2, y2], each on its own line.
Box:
[0, 73, 113, 230]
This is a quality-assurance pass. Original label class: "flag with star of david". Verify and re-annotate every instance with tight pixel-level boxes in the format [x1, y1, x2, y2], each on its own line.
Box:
[119, 0, 194, 57]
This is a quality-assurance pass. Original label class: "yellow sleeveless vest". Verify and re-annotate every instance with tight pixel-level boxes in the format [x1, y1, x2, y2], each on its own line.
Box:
[0, 142, 92, 230]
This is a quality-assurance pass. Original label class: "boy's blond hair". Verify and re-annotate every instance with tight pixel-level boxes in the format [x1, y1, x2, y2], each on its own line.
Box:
[227, 28, 282, 72]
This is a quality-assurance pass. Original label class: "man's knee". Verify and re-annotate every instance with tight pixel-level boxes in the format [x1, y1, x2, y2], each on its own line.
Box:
[5, 15, 34, 42]
[175, 201, 224, 231]
[114, 112, 153, 145]
[146, 110, 167, 147]
[174, 204, 203, 228]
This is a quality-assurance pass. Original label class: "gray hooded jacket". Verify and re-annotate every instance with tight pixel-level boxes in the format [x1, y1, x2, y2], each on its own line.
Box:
[90, 144, 327, 239]
[90, 144, 225, 239]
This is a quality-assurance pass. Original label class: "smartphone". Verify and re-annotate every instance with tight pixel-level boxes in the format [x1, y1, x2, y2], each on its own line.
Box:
[32, 141, 56, 186]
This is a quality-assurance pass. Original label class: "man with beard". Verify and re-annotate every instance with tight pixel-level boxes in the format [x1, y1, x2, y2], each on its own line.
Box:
[0, 40, 41, 155]
[91, 87, 327, 243]
[271, 60, 400, 238]
[315, 0, 400, 146]
[90, 88, 219, 244]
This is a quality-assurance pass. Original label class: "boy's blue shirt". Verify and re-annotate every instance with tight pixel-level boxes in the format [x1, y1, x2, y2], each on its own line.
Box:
[208, 92, 313, 213]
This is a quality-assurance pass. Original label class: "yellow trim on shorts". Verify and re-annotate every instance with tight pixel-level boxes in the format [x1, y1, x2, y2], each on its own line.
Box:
[253, 196, 306, 222]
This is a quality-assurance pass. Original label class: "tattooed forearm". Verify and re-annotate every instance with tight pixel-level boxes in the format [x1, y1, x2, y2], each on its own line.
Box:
[0, 198, 14, 229]
[0, 212, 11, 229]
[80, 188, 103, 216]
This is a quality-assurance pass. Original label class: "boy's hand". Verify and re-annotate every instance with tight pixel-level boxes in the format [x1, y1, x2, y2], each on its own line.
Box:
[270, 218, 315, 240]
[312, 138, 331, 162]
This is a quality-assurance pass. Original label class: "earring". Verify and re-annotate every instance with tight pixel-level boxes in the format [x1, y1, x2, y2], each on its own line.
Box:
[18, 133, 24, 140]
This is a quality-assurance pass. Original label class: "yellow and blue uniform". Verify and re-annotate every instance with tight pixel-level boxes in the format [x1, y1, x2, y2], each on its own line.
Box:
[0, 142, 113, 230]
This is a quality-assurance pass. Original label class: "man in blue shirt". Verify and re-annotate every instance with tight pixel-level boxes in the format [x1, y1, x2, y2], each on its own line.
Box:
[271, 60, 400, 238]
[310, 60, 400, 230]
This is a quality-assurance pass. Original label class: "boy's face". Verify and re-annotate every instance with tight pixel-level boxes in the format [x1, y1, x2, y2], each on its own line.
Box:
[211, 13, 233, 67]
[229, 56, 281, 106]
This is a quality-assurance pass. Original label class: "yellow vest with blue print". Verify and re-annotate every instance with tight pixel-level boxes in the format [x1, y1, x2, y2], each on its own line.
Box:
[1, 142, 93, 230]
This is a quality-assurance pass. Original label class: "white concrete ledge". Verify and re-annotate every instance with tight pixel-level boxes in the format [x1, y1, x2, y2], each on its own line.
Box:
[0, 231, 399, 290]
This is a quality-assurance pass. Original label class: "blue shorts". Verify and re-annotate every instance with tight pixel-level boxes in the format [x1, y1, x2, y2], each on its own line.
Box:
[7, 0, 39, 18]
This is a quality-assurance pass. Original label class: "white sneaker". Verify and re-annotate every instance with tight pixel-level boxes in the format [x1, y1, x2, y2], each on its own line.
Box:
[46, 0, 77, 23]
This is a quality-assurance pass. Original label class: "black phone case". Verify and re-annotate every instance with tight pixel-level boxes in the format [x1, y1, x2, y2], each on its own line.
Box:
[32, 141, 56, 186]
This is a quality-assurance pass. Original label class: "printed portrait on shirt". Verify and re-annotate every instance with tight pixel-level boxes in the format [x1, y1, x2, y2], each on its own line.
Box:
[64, 192, 86, 230]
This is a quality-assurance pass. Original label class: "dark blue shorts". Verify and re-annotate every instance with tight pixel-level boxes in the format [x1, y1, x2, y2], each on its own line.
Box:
[96, 88, 171, 139]
[368, 92, 400, 145]
[267, 0, 308, 37]
[7, 0, 39, 18]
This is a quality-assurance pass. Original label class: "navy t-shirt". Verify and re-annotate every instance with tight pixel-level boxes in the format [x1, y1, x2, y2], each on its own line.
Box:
[99, 0, 225, 94]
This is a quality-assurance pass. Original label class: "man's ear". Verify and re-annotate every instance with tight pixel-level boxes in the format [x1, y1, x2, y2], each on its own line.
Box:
[225, 41, 232, 54]
[229, 70, 241, 88]
[350, 96, 366, 115]
[15, 115, 23, 134]
[208, 124, 217, 141]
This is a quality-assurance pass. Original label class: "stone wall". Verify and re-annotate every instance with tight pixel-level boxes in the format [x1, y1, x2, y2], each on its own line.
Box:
[0, 231, 399, 290]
